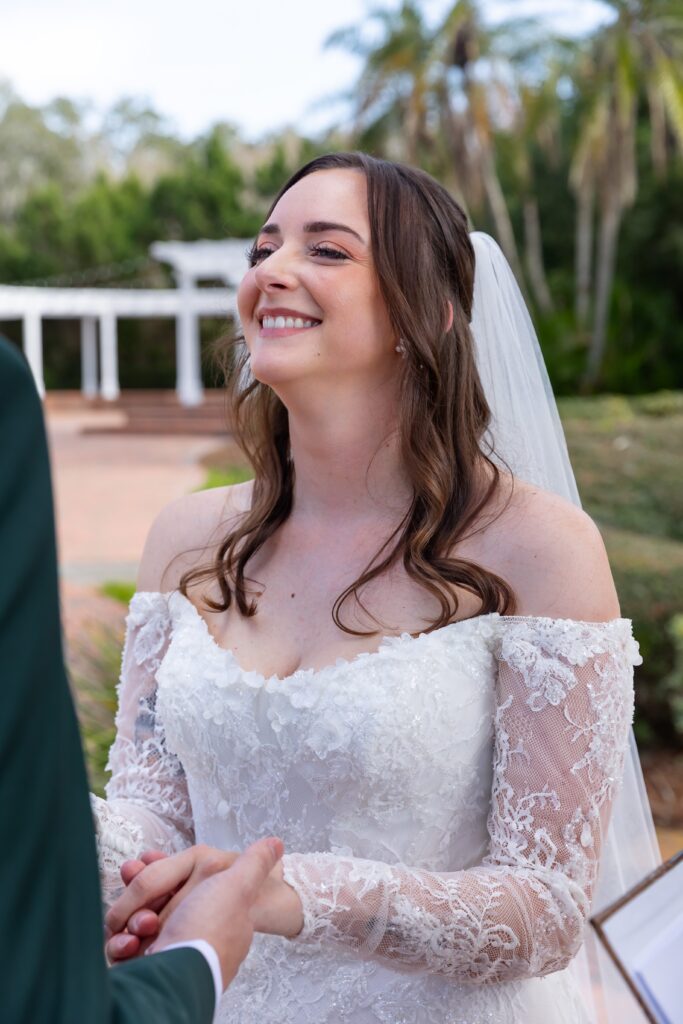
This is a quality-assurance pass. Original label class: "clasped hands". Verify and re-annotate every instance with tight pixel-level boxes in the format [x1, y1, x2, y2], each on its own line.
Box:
[105, 842, 304, 965]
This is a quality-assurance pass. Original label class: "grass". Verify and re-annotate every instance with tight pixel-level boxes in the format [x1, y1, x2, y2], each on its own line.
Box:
[558, 393, 683, 542]
[199, 465, 254, 491]
[100, 580, 136, 605]
[559, 392, 683, 748]
[70, 625, 122, 796]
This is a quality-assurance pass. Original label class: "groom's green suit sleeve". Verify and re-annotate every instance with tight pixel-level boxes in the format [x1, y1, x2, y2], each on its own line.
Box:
[0, 339, 216, 1024]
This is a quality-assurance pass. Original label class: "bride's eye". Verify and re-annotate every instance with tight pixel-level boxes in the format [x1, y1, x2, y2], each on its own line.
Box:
[246, 243, 275, 266]
[309, 245, 349, 261]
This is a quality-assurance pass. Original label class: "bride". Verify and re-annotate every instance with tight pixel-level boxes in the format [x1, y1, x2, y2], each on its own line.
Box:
[94, 152, 659, 1023]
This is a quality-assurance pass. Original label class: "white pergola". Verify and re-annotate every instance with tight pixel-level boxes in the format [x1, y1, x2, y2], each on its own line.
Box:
[0, 239, 250, 406]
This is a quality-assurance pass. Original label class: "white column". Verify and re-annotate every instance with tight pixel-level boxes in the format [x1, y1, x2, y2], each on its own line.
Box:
[80, 316, 98, 398]
[175, 272, 203, 406]
[23, 311, 45, 397]
[99, 310, 120, 401]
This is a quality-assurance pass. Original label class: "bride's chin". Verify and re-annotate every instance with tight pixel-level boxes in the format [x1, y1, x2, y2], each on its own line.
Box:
[248, 355, 312, 388]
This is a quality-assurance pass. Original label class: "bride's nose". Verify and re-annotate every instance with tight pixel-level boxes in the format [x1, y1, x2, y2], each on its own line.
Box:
[254, 248, 298, 291]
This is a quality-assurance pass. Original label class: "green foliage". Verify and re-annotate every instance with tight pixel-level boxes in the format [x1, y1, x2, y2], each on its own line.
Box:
[0, 91, 85, 224]
[559, 393, 683, 540]
[69, 175, 152, 269]
[70, 625, 122, 796]
[0, 117, 265, 290]
[2, 2, 683, 395]
[663, 615, 683, 739]
[100, 580, 137, 605]
[0, 107, 270, 387]
[560, 392, 683, 747]
[254, 143, 291, 199]
[199, 465, 254, 490]
[149, 129, 262, 240]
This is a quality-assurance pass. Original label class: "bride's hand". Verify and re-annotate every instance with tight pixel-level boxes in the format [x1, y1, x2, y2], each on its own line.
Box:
[105, 844, 303, 963]
[245, 859, 303, 939]
[105, 845, 236, 962]
[105, 849, 169, 962]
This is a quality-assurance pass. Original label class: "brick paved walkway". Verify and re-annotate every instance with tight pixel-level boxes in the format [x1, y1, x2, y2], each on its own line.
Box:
[48, 409, 219, 584]
[47, 405, 222, 679]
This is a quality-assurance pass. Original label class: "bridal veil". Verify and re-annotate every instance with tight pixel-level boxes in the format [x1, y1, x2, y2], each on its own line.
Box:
[470, 231, 661, 1023]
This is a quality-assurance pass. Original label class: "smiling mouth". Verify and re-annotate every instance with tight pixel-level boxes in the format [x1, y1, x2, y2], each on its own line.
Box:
[259, 314, 322, 330]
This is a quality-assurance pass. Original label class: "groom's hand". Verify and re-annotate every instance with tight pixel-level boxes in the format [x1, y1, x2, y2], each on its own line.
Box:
[156, 836, 283, 989]
[109, 837, 283, 991]
[106, 845, 239, 962]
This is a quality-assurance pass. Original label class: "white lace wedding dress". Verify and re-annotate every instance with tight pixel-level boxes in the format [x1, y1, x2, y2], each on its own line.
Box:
[92, 589, 640, 1024]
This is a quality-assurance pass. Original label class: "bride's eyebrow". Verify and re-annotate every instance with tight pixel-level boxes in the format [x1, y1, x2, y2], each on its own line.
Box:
[258, 220, 366, 244]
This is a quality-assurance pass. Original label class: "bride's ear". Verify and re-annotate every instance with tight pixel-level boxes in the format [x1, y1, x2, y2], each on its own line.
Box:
[445, 301, 454, 333]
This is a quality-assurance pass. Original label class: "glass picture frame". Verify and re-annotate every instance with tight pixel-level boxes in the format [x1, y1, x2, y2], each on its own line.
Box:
[591, 850, 683, 1024]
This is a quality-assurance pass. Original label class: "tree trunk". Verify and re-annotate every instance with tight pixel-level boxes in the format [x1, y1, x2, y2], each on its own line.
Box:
[584, 200, 622, 390]
[405, 100, 420, 165]
[575, 182, 594, 327]
[436, 84, 474, 214]
[523, 197, 554, 313]
[480, 150, 525, 289]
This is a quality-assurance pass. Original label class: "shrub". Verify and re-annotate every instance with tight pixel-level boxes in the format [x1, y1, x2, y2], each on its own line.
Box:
[100, 580, 136, 605]
[560, 392, 683, 748]
[69, 624, 122, 797]
[200, 465, 254, 490]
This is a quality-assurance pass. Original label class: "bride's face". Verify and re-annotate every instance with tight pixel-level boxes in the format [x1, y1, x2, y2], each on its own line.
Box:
[237, 169, 397, 389]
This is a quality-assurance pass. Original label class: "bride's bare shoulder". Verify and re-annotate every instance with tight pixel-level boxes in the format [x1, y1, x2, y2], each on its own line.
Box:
[484, 477, 620, 621]
[136, 480, 254, 593]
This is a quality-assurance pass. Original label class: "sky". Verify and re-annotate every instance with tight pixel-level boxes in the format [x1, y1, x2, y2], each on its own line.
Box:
[0, 0, 614, 141]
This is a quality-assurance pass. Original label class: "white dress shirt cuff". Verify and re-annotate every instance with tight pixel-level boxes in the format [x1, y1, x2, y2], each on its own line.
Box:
[159, 939, 223, 1015]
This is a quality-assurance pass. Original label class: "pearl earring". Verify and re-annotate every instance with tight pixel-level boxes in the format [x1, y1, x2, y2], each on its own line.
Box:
[395, 338, 407, 357]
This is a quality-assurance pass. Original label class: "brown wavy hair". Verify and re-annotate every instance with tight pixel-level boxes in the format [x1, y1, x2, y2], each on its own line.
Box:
[180, 152, 516, 634]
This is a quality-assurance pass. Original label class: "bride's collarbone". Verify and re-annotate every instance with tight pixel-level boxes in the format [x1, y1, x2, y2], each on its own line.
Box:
[183, 499, 518, 677]
[204, 602, 394, 678]
[195, 579, 485, 679]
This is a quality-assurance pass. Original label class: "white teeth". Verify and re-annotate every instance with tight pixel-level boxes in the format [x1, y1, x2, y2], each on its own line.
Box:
[261, 315, 320, 330]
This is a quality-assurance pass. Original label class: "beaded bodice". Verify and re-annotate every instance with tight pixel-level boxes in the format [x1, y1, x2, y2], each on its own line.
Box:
[92, 591, 639, 1024]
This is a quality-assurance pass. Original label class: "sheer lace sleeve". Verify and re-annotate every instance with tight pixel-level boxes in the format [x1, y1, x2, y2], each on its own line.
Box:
[281, 617, 639, 982]
[90, 592, 194, 904]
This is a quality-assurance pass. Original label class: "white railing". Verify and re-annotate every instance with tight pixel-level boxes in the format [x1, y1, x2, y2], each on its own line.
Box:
[0, 285, 238, 406]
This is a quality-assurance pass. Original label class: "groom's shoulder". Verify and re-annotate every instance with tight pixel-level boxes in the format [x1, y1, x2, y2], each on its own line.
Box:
[0, 338, 36, 400]
[137, 480, 254, 592]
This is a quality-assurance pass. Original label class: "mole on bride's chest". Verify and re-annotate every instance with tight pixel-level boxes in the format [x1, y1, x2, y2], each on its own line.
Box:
[200, 559, 487, 682]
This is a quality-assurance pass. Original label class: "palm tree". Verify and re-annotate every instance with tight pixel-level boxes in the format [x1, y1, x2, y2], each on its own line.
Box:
[434, 1, 525, 282]
[327, 1, 526, 283]
[325, 3, 436, 167]
[570, 0, 683, 388]
[504, 69, 565, 314]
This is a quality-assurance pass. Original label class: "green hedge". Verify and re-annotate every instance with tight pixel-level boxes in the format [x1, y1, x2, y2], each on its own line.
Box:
[560, 393, 683, 748]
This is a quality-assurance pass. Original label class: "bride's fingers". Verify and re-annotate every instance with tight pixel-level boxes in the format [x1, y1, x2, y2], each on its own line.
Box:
[138, 853, 174, 912]
[120, 859, 146, 886]
[140, 850, 168, 866]
[120, 850, 169, 889]
[106, 931, 140, 963]
[126, 908, 160, 938]
[105, 849, 196, 935]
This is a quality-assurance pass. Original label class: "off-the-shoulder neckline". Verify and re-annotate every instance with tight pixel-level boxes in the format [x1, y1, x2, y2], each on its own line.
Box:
[132, 590, 633, 687]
